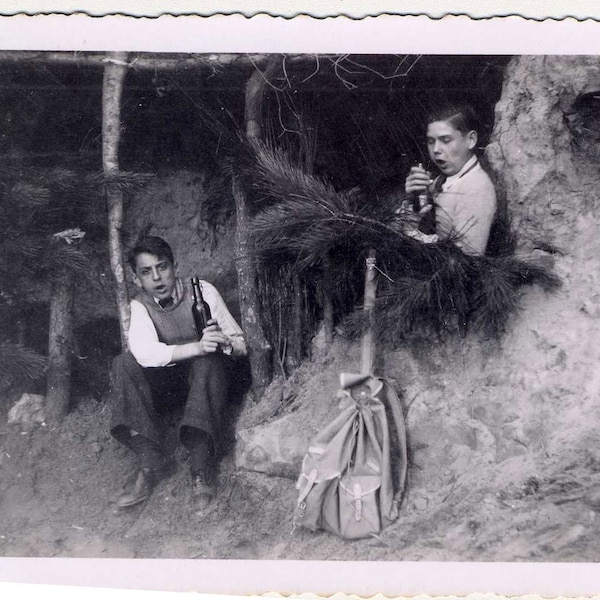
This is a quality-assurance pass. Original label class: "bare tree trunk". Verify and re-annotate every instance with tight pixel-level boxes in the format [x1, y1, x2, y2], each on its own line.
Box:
[233, 174, 272, 400]
[102, 51, 130, 349]
[45, 267, 75, 424]
[233, 57, 279, 400]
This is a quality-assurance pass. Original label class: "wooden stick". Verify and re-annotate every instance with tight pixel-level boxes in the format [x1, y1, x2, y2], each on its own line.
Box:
[361, 249, 378, 376]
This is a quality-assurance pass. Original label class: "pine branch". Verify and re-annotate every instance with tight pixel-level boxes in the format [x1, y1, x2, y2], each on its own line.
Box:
[46, 241, 91, 275]
[470, 255, 562, 335]
[252, 141, 359, 214]
[85, 171, 155, 195]
[0, 341, 47, 389]
[0, 234, 46, 271]
[2, 181, 52, 211]
[0, 165, 81, 191]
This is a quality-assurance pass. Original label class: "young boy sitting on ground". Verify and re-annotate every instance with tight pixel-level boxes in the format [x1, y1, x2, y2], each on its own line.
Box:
[109, 236, 246, 512]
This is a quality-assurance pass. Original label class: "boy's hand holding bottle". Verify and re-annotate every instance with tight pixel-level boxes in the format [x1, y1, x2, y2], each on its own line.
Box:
[396, 163, 438, 244]
[191, 277, 228, 354]
[405, 163, 433, 195]
[404, 163, 434, 215]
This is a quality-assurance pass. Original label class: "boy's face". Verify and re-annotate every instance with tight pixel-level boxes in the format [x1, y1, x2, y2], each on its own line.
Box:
[426, 120, 477, 177]
[133, 252, 176, 300]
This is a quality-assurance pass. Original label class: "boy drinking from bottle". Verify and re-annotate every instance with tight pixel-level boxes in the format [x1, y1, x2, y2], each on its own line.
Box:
[401, 104, 497, 256]
[109, 236, 246, 512]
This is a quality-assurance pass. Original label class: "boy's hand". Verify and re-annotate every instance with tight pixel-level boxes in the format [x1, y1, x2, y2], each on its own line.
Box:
[405, 229, 439, 244]
[198, 319, 228, 354]
[394, 198, 413, 219]
[405, 165, 433, 195]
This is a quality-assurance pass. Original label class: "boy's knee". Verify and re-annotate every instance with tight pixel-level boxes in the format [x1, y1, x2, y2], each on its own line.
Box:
[190, 353, 224, 371]
[188, 354, 228, 386]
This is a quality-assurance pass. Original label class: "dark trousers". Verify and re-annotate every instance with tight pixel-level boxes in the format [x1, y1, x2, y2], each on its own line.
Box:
[109, 352, 230, 469]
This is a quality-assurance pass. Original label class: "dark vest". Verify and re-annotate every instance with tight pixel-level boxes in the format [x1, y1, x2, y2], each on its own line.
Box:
[136, 282, 199, 345]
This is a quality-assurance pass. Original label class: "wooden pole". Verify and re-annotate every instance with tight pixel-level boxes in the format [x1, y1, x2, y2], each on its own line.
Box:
[232, 57, 280, 400]
[45, 264, 75, 424]
[361, 250, 378, 376]
[102, 52, 130, 349]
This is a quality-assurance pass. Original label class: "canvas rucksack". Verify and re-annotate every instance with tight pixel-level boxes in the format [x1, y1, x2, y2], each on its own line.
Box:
[293, 371, 408, 540]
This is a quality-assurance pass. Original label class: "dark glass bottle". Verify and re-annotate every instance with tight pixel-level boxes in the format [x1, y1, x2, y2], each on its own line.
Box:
[414, 162, 436, 235]
[191, 277, 212, 340]
[415, 163, 431, 211]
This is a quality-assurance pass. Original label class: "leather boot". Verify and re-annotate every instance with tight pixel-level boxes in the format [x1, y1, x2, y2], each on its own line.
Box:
[117, 467, 156, 508]
[191, 469, 217, 511]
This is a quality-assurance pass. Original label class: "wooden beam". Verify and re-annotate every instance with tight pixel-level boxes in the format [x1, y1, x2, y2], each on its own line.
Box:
[0, 51, 309, 71]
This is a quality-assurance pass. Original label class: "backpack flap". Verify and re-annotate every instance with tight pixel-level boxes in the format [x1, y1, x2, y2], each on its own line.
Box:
[337, 474, 382, 540]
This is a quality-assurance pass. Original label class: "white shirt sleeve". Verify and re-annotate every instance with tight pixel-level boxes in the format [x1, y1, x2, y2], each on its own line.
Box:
[128, 300, 177, 368]
[201, 281, 247, 357]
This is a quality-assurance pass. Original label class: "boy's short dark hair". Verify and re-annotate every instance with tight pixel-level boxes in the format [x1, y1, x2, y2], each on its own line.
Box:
[426, 103, 480, 135]
[128, 236, 174, 271]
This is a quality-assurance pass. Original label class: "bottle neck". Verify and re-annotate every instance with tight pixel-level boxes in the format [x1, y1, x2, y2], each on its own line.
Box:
[191, 279, 200, 304]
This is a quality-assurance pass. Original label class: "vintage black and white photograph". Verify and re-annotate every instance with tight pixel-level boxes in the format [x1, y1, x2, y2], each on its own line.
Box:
[1, 15, 600, 585]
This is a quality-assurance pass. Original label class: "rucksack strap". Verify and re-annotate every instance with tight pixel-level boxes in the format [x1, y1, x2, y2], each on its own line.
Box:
[379, 377, 408, 505]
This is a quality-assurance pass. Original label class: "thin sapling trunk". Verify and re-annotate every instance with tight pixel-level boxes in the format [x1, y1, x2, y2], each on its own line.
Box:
[45, 266, 75, 423]
[102, 51, 130, 350]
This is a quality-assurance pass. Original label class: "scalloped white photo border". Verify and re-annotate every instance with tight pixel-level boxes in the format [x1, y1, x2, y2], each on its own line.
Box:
[0, 12, 600, 598]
